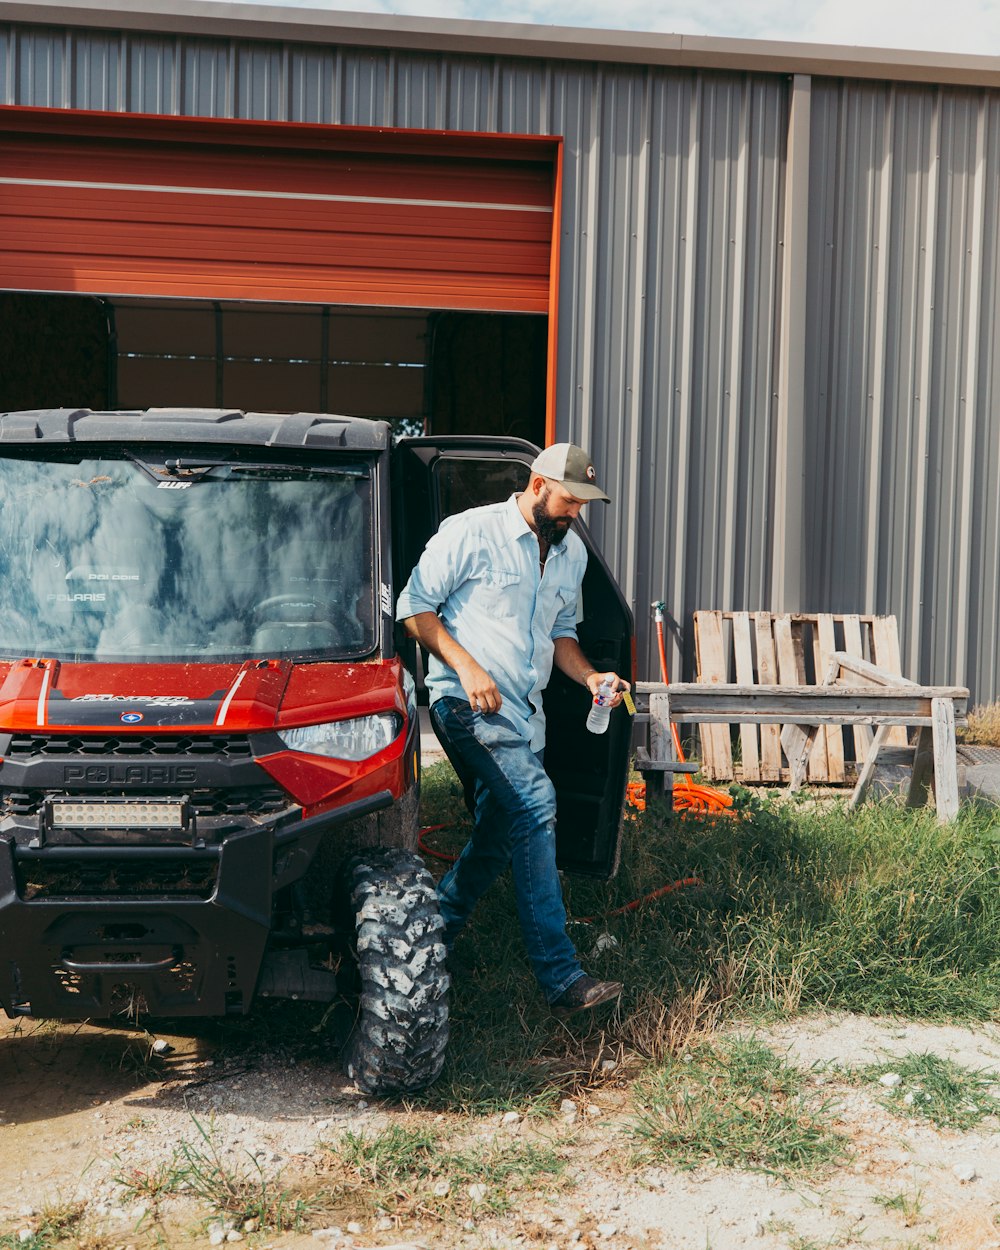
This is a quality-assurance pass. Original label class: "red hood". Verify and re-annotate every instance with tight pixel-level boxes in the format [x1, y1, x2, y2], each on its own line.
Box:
[0, 657, 405, 733]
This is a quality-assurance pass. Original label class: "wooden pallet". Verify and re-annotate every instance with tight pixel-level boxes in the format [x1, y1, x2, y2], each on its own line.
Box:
[693, 611, 909, 783]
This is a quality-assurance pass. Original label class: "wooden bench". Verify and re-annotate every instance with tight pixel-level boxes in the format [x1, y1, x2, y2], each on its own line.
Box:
[635, 653, 969, 822]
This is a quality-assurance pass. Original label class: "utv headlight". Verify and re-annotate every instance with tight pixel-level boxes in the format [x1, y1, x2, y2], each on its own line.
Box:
[277, 713, 402, 762]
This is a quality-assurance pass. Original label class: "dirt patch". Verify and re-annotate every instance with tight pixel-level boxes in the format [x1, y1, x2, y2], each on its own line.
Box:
[3, 1011, 1000, 1249]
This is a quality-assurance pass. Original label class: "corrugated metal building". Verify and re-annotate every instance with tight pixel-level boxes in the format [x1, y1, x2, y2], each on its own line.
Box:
[2, 0, 999, 702]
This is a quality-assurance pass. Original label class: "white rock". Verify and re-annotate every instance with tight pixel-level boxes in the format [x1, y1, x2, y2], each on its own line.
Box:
[17, 1231, 32, 1244]
[209, 1232, 226, 1246]
[433, 1181, 451, 1197]
[151, 1038, 174, 1055]
[346, 1222, 363, 1235]
[596, 1224, 618, 1238]
[242, 1219, 259, 1234]
[375, 1216, 394, 1231]
[560, 1099, 578, 1118]
[226, 1232, 243, 1243]
[903, 1093, 915, 1106]
[468, 1183, 488, 1203]
[600, 1060, 617, 1074]
[879, 1073, 903, 1089]
[315, 1119, 332, 1131]
[463, 1220, 476, 1232]
[502, 1111, 521, 1126]
[311, 1228, 343, 1240]
[586, 1105, 602, 1118]
[593, 933, 620, 953]
[954, 1164, 978, 1183]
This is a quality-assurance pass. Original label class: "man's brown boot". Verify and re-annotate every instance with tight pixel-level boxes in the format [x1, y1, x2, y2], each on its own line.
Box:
[550, 975, 622, 1018]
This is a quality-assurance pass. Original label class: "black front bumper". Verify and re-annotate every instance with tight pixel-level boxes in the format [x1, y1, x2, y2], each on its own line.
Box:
[0, 789, 392, 1019]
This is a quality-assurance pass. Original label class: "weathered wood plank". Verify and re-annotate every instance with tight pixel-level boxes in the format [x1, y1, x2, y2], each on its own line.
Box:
[842, 615, 874, 761]
[848, 723, 892, 809]
[931, 697, 960, 822]
[871, 615, 910, 746]
[781, 722, 818, 790]
[816, 615, 846, 782]
[641, 689, 677, 800]
[832, 651, 918, 688]
[732, 612, 760, 782]
[636, 681, 969, 701]
[906, 725, 934, 808]
[773, 616, 798, 684]
[753, 612, 784, 781]
[775, 615, 810, 782]
[694, 611, 734, 780]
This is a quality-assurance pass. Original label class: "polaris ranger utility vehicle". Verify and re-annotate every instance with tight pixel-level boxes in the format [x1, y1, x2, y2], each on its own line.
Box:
[0, 408, 633, 1094]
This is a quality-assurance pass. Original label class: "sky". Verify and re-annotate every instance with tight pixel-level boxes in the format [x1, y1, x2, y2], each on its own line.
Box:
[223, 0, 1000, 58]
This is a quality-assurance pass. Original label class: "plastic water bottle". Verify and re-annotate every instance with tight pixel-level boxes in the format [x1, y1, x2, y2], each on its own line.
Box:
[586, 679, 615, 734]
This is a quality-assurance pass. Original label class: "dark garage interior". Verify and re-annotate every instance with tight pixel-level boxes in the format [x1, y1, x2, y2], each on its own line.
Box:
[0, 292, 548, 445]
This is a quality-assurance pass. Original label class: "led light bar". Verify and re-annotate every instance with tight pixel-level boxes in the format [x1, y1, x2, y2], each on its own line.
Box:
[47, 799, 187, 830]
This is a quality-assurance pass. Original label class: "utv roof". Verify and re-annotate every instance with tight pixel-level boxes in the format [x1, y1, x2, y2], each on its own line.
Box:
[0, 408, 390, 452]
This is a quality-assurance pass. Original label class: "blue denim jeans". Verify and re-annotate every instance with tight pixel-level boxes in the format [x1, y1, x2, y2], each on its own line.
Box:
[430, 696, 585, 1003]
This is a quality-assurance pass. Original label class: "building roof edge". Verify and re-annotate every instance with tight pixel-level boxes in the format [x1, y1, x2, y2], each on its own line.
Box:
[1, 0, 998, 88]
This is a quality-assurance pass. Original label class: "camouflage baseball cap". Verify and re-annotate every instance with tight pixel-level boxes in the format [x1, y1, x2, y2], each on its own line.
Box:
[529, 442, 610, 503]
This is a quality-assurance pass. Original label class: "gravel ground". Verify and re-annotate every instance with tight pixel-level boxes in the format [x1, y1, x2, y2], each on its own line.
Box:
[4, 1010, 1000, 1250]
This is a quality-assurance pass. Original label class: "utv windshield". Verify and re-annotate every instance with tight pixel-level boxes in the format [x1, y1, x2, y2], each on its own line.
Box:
[0, 446, 377, 662]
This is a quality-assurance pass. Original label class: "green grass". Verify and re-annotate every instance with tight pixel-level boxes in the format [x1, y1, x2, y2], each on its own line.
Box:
[318, 1124, 568, 1219]
[0, 1203, 89, 1250]
[874, 1186, 925, 1225]
[856, 1051, 1000, 1130]
[628, 1035, 847, 1175]
[115, 1115, 313, 1232]
[414, 762, 1000, 1110]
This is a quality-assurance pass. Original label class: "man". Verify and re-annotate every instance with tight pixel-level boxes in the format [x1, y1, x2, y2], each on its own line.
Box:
[396, 443, 629, 1017]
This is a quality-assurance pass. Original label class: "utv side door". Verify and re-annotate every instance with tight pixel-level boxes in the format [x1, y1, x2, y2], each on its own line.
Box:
[391, 436, 633, 880]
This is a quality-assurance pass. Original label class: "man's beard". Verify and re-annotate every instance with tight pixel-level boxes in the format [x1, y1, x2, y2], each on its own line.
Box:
[532, 491, 572, 547]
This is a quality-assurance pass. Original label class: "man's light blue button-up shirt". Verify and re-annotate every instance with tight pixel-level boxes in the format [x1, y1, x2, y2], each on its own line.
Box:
[395, 494, 587, 753]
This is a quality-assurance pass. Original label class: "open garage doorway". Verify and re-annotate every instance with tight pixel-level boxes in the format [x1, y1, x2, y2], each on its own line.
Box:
[0, 292, 548, 444]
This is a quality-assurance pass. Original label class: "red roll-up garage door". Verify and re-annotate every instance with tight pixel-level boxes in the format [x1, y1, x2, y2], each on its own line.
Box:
[0, 107, 560, 314]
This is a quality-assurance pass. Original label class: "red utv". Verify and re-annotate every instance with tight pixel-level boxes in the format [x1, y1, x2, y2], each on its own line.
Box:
[0, 409, 633, 1094]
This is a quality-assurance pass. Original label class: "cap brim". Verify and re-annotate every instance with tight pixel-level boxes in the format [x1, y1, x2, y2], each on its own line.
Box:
[563, 483, 611, 503]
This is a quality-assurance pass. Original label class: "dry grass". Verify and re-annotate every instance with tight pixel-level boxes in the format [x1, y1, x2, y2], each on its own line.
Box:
[961, 701, 1000, 746]
[617, 979, 727, 1064]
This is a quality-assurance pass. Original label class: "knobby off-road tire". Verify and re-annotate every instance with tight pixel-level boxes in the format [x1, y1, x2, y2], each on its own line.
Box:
[342, 848, 450, 1095]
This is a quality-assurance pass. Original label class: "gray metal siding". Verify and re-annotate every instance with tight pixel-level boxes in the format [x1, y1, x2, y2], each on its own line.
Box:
[0, 23, 787, 689]
[805, 79, 1000, 700]
[4, 19, 998, 702]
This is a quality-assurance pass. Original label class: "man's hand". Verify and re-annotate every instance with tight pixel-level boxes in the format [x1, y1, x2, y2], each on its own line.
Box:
[455, 658, 503, 714]
[584, 669, 630, 708]
[401, 611, 502, 714]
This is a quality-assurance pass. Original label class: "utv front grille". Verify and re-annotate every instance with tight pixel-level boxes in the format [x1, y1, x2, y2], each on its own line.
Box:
[16, 854, 219, 901]
[7, 734, 254, 759]
[3, 787, 291, 822]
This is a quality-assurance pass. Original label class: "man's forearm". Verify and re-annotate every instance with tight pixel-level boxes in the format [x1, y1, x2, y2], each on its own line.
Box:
[553, 637, 630, 702]
[401, 612, 502, 712]
[403, 612, 474, 672]
[552, 636, 599, 686]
